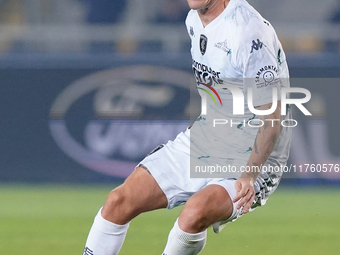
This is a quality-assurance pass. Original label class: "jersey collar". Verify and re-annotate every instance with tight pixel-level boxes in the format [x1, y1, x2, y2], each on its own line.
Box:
[196, 0, 239, 31]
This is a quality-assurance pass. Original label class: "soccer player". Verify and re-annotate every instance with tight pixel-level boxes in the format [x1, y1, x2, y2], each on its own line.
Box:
[82, 0, 291, 254]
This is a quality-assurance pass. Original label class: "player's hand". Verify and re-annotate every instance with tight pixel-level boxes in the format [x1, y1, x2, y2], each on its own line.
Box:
[233, 178, 256, 214]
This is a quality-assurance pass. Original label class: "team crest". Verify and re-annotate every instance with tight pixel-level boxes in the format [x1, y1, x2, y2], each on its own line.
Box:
[200, 34, 208, 55]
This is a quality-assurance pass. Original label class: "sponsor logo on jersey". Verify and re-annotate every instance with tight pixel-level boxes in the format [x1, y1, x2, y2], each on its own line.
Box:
[214, 39, 232, 55]
[255, 65, 280, 88]
[200, 34, 208, 55]
[192, 60, 222, 86]
[250, 39, 266, 53]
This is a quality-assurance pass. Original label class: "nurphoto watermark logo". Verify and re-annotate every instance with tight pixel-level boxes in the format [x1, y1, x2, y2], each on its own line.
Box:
[198, 82, 312, 128]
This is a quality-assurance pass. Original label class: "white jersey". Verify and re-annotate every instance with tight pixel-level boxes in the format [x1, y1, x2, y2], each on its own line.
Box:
[186, 0, 292, 181]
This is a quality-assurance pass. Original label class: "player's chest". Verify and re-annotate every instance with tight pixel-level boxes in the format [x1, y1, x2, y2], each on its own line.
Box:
[190, 29, 237, 81]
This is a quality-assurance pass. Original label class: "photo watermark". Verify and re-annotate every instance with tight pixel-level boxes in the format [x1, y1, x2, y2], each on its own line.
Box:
[190, 78, 314, 178]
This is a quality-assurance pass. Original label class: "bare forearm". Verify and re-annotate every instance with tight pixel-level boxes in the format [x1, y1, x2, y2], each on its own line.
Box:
[244, 121, 280, 177]
[242, 104, 282, 179]
[234, 102, 282, 213]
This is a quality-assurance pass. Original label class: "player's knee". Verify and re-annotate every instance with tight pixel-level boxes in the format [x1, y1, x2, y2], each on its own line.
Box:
[101, 188, 134, 223]
[179, 206, 210, 233]
[107, 188, 125, 206]
[102, 189, 124, 212]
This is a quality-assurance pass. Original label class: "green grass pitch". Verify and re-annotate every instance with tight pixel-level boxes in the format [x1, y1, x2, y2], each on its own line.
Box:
[0, 184, 339, 254]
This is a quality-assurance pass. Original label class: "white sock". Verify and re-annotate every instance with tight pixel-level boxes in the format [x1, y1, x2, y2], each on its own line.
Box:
[83, 208, 129, 255]
[162, 218, 207, 255]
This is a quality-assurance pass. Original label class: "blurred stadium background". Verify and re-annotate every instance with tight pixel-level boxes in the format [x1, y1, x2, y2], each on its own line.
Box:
[1, 0, 340, 254]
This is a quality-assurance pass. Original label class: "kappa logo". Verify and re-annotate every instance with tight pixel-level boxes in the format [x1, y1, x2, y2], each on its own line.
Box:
[250, 39, 266, 53]
[214, 39, 231, 55]
[200, 34, 208, 55]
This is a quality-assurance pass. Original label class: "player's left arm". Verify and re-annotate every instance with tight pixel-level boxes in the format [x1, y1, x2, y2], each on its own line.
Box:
[233, 101, 281, 213]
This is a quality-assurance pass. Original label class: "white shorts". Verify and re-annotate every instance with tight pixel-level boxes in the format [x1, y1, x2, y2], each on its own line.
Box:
[139, 129, 243, 232]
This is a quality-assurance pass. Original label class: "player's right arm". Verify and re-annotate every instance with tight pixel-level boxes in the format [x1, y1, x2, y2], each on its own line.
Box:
[231, 10, 287, 214]
[233, 101, 282, 213]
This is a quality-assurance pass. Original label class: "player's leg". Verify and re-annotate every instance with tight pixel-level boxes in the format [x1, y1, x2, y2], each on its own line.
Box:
[101, 165, 168, 224]
[83, 165, 168, 255]
[162, 184, 234, 255]
[179, 184, 234, 232]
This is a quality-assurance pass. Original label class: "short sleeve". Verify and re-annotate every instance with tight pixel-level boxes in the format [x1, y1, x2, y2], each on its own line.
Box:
[238, 19, 282, 107]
